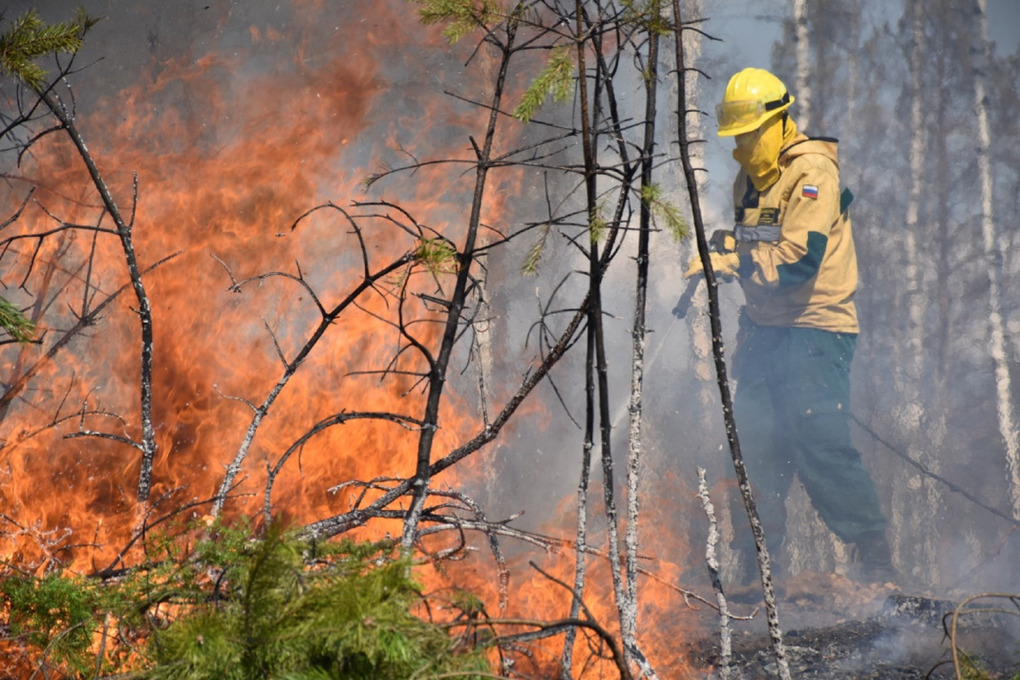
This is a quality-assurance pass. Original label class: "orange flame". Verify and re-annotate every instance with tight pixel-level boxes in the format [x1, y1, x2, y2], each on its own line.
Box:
[0, 2, 703, 675]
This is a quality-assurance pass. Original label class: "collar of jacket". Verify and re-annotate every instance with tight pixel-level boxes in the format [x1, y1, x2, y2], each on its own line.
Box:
[780, 135, 841, 169]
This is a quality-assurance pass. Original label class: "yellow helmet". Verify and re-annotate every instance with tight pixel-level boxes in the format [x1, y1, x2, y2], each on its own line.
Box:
[716, 68, 795, 137]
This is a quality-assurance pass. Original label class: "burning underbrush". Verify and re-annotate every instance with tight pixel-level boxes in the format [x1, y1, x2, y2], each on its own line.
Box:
[1, 1, 1016, 679]
[0, 515, 680, 679]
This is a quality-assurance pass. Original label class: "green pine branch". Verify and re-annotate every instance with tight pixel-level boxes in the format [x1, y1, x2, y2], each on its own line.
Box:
[0, 298, 34, 344]
[513, 45, 574, 123]
[0, 8, 96, 91]
[641, 183, 688, 241]
[414, 0, 501, 45]
[414, 236, 458, 276]
[589, 209, 608, 244]
[521, 223, 551, 276]
[0, 570, 101, 676]
[621, 0, 671, 35]
[0, 519, 490, 678]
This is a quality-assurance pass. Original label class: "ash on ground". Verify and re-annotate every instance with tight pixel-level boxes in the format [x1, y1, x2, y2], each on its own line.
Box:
[685, 573, 1019, 679]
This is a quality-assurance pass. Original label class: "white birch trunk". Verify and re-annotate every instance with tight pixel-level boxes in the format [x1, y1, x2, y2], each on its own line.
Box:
[972, 0, 1020, 518]
[697, 467, 732, 679]
[793, 0, 811, 131]
[783, 0, 848, 575]
[889, 0, 941, 585]
[656, 0, 710, 426]
[904, 0, 925, 391]
[664, 0, 730, 575]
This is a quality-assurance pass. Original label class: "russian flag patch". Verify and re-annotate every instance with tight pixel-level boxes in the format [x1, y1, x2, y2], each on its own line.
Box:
[802, 184, 819, 199]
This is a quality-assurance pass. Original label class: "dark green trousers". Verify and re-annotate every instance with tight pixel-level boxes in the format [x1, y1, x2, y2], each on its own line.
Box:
[730, 316, 887, 562]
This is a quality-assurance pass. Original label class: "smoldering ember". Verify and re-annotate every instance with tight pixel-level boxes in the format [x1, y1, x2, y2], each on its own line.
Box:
[0, 0, 1017, 678]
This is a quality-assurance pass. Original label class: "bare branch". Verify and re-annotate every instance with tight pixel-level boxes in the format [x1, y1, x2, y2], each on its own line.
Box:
[211, 242, 417, 516]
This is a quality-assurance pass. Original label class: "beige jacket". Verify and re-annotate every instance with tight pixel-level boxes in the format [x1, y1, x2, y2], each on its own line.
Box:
[731, 134, 859, 334]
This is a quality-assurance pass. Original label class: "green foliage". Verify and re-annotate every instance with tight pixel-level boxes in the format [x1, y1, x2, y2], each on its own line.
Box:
[621, 0, 671, 36]
[414, 0, 502, 45]
[640, 183, 688, 241]
[513, 45, 574, 124]
[588, 204, 608, 244]
[0, 8, 96, 91]
[0, 297, 34, 343]
[521, 223, 551, 276]
[449, 587, 486, 616]
[144, 523, 489, 680]
[953, 651, 1016, 680]
[0, 520, 490, 679]
[0, 569, 102, 674]
[414, 237, 458, 276]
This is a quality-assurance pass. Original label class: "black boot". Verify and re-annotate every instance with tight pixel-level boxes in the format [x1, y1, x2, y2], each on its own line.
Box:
[853, 532, 896, 584]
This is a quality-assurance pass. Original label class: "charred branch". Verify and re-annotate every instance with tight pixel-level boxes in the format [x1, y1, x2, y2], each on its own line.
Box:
[400, 6, 521, 552]
[670, 0, 789, 676]
[210, 243, 416, 516]
[0, 252, 178, 426]
[33, 85, 159, 504]
[263, 410, 424, 525]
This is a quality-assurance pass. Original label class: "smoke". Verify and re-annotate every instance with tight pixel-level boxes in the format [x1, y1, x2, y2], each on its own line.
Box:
[1, 5, 1017, 670]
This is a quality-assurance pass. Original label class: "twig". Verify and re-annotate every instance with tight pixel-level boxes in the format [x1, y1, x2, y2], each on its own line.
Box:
[851, 413, 1020, 529]
[947, 592, 1020, 680]
[697, 467, 732, 679]
[446, 616, 633, 680]
[211, 247, 415, 516]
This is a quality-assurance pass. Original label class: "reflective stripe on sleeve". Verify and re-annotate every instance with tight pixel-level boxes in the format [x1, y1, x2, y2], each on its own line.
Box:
[735, 224, 782, 243]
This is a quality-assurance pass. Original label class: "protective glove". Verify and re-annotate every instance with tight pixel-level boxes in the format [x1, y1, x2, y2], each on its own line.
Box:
[683, 251, 741, 280]
[709, 229, 737, 253]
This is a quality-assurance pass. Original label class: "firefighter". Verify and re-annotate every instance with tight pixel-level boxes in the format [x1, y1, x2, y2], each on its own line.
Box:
[685, 67, 893, 588]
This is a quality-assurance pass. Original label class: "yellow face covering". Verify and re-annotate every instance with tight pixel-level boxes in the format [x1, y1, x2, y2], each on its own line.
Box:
[732, 114, 799, 192]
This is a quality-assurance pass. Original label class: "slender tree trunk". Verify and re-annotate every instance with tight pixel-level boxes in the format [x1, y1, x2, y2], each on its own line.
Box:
[792, 0, 811, 131]
[889, 0, 941, 584]
[401, 19, 516, 549]
[928, 40, 951, 577]
[473, 250, 494, 430]
[39, 91, 158, 505]
[619, 13, 661, 678]
[972, 0, 1020, 518]
[671, 2, 789, 677]
[666, 0, 715, 448]
[561, 327, 595, 679]
[571, 3, 630, 672]
[904, 0, 925, 394]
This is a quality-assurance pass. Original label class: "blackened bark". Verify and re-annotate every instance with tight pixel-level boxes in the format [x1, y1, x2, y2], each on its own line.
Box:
[400, 19, 517, 550]
[39, 90, 158, 504]
[669, 2, 790, 677]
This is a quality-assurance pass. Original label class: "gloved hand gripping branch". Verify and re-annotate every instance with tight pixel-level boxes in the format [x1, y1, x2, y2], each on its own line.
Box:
[683, 229, 740, 280]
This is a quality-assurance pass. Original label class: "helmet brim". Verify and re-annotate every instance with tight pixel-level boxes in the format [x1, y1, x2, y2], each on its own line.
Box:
[716, 95, 794, 137]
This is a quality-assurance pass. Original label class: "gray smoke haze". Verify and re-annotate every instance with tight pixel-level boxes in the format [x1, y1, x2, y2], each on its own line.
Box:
[2, 0, 1018, 651]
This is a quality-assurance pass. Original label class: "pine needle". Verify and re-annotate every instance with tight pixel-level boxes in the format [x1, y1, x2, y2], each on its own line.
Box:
[641, 183, 688, 241]
[0, 297, 34, 344]
[513, 45, 574, 123]
[0, 9, 97, 91]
